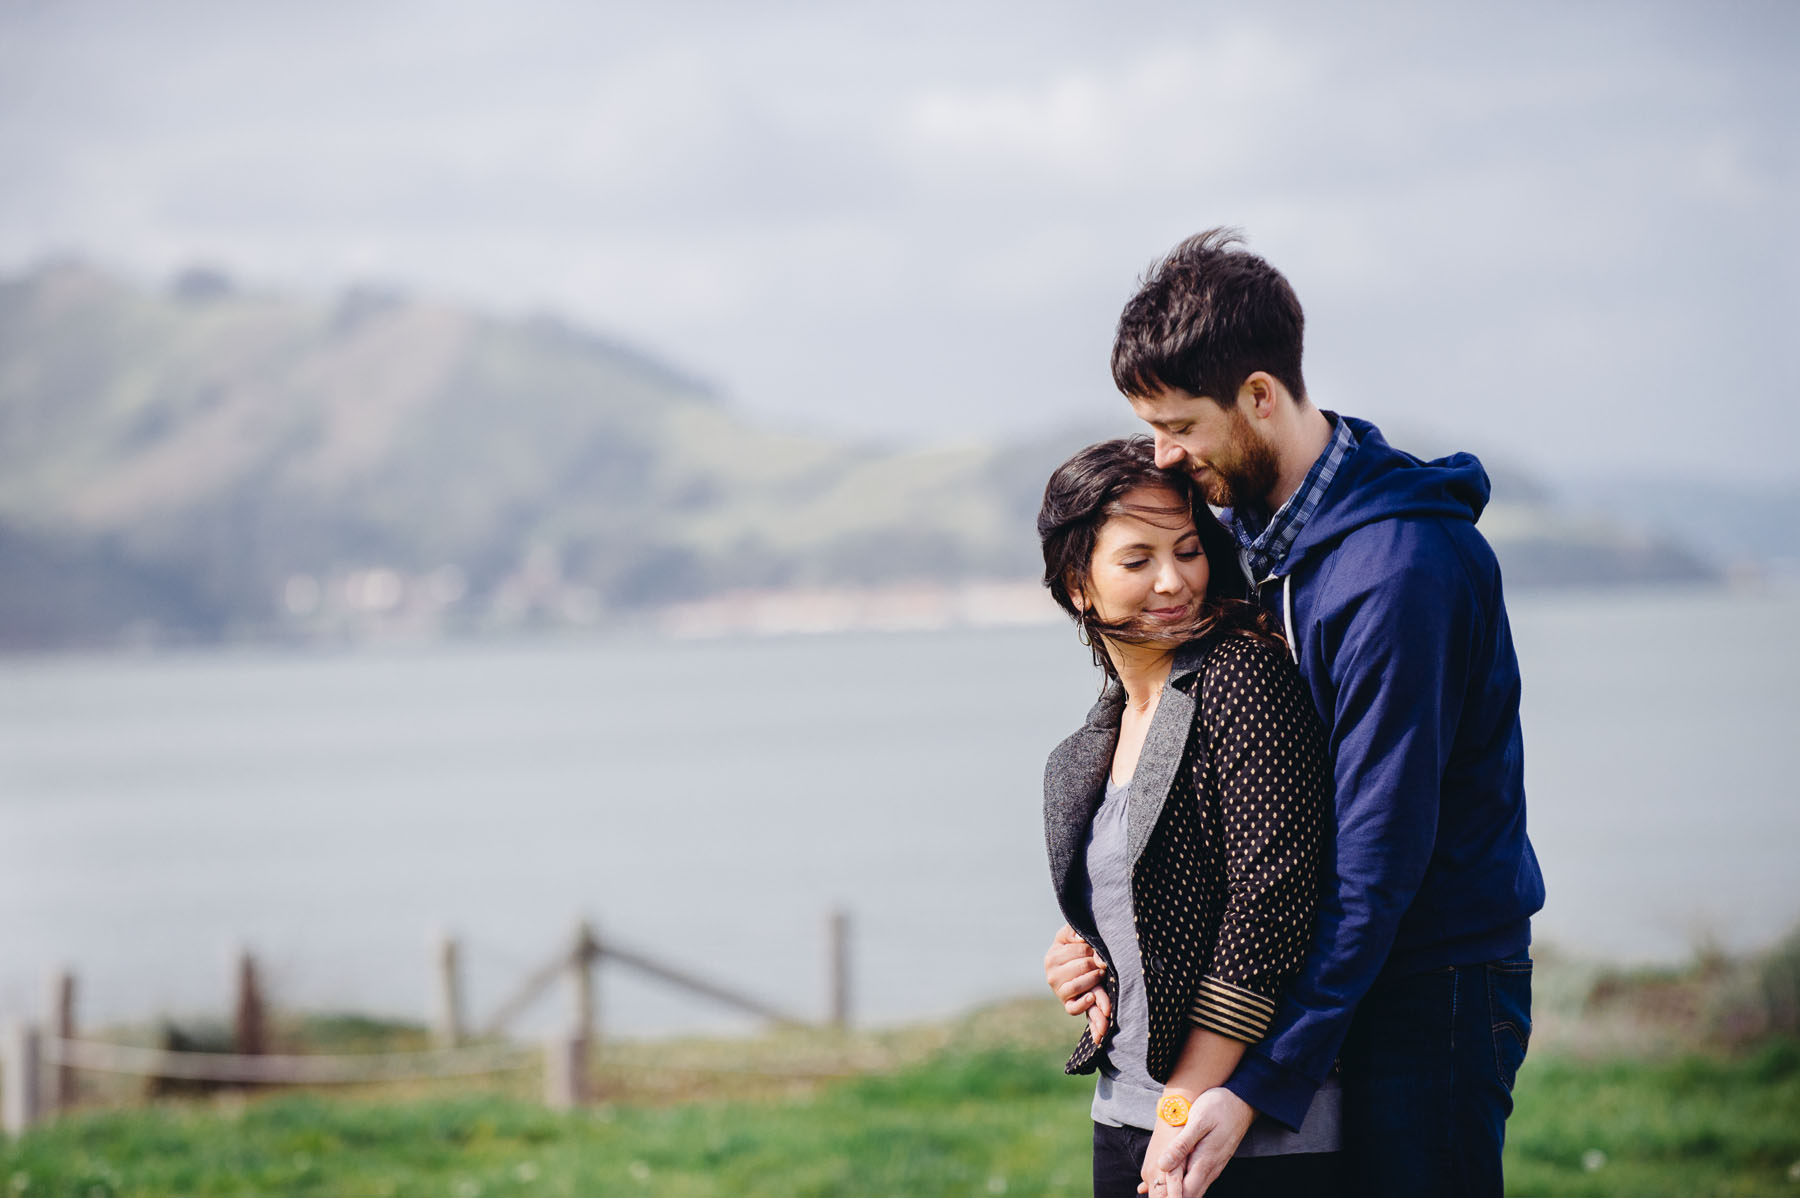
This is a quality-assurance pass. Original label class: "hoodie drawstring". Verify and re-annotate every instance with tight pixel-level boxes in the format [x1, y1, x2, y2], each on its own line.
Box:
[1281, 575, 1299, 666]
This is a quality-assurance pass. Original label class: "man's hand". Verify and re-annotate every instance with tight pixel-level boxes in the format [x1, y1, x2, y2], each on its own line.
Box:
[1149, 1087, 1257, 1197]
[1043, 923, 1112, 1045]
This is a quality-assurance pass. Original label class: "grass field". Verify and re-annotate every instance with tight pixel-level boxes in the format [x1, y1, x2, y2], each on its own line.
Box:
[4, 996, 1799, 1197]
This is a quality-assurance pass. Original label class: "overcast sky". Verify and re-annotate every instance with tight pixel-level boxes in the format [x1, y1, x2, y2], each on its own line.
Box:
[2, 0, 1794, 481]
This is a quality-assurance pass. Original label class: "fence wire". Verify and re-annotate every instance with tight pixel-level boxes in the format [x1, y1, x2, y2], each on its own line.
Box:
[42, 1037, 535, 1085]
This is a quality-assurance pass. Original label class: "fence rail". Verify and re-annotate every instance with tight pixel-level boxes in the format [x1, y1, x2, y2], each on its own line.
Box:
[2, 907, 853, 1138]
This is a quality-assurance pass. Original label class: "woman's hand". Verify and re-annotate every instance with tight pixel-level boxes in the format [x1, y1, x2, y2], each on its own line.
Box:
[1043, 923, 1112, 1045]
[1137, 1108, 1191, 1196]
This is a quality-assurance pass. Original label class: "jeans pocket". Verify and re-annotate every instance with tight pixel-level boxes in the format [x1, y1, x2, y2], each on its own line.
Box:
[1488, 957, 1533, 1091]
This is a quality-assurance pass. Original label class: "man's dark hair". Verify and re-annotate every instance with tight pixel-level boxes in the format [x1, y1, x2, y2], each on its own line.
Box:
[1111, 227, 1308, 408]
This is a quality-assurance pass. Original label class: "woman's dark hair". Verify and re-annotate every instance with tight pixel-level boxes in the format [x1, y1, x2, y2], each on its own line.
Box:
[1037, 436, 1281, 679]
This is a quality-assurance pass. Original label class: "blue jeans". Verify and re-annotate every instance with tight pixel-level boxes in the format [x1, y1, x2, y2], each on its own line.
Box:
[1338, 955, 1533, 1197]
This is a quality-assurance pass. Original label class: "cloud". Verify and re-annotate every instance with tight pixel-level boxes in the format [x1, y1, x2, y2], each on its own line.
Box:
[0, 0, 1794, 477]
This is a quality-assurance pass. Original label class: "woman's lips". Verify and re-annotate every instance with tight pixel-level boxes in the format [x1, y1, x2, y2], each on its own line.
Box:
[1146, 605, 1190, 619]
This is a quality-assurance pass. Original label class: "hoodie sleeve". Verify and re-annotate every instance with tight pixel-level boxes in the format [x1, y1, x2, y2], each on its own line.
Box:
[1222, 519, 1480, 1130]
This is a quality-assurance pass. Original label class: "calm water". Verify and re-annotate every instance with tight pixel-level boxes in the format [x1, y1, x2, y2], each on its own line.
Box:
[3, 588, 1797, 1036]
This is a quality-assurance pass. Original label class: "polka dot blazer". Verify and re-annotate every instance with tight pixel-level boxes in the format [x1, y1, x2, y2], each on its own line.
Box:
[1042, 632, 1330, 1083]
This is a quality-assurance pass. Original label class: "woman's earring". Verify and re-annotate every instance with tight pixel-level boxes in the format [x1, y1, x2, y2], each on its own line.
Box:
[1076, 608, 1094, 648]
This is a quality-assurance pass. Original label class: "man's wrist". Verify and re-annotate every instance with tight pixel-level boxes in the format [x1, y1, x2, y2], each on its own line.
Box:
[1202, 1085, 1257, 1117]
[1192, 1088, 1259, 1142]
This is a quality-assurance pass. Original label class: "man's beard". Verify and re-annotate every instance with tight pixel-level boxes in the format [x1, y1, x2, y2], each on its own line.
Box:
[1191, 415, 1280, 509]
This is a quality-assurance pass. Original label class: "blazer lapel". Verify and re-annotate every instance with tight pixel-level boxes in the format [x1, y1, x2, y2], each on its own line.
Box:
[1044, 681, 1124, 916]
[1125, 638, 1216, 867]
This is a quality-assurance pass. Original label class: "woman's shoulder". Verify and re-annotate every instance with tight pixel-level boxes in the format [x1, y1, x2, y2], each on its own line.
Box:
[1199, 628, 1293, 674]
[1195, 631, 1306, 711]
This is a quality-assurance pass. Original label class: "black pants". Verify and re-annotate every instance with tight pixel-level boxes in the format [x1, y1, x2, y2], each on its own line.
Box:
[1092, 1122, 1343, 1198]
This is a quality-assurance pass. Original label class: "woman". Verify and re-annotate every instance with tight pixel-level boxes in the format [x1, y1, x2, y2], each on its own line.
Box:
[1036, 437, 1341, 1197]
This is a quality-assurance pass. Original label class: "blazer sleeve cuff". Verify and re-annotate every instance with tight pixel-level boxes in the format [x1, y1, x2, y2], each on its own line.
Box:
[1223, 1049, 1322, 1133]
[1186, 975, 1276, 1043]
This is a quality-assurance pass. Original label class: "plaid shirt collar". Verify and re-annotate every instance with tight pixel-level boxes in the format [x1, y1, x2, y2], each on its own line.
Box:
[1227, 411, 1356, 583]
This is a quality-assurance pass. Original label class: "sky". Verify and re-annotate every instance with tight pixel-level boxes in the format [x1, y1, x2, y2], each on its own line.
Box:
[1, 0, 1795, 482]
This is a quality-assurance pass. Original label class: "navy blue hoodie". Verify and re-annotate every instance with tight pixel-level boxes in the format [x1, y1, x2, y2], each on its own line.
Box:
[1221, 416, 1546, 1130]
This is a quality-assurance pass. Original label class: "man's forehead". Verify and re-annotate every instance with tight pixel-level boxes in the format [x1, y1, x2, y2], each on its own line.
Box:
[1128, 387, 1217, 424]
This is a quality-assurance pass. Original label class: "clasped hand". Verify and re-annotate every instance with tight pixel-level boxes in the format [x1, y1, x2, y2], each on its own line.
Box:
[1042, 923, 1111, 1044]
[1136, 1087, 1257, 1197]
[1043, 924, 1257, 1195]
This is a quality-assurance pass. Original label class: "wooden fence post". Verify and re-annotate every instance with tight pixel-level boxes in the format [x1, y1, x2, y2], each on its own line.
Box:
[571, 920, 598, 1044]
[543, 1030, 588, 1110]
[46, 969, 75, 1111]
[3, 1021, 42, 1137]
[433, 931, 464, 1048]
[827, 907, 851, 1031]
[545, 920, 599, 1109]
[233, 948, 267, 1060]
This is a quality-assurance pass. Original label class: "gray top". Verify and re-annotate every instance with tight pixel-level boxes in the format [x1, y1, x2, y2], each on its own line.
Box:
[1082, 779, 1343, 1154]
[1084, 774, 1162, 1129]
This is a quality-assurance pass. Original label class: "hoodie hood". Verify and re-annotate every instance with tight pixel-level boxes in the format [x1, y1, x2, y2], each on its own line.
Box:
[1279, 416, 1491, 576]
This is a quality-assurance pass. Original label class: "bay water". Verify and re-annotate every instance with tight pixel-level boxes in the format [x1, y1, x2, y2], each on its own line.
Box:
[2, 587, 1795, 1038]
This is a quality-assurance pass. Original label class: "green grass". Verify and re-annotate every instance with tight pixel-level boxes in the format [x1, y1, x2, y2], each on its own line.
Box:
[4, 1018, 1798, 1196]
[1504, 1039, 1800, 1197]
[0, 1042, 1092, 1197]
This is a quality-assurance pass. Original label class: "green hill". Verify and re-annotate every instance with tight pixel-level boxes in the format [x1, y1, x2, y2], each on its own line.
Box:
[0, 263, 1714, 651]
[0, 263, 1050, 648]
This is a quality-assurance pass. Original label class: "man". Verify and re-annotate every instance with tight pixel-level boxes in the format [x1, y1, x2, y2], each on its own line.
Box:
[1050, 229, 1544, 1196]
